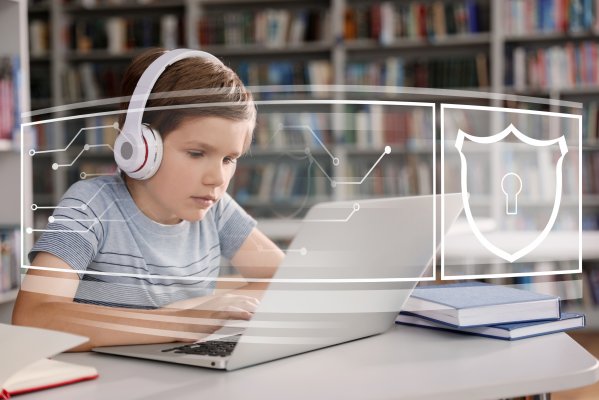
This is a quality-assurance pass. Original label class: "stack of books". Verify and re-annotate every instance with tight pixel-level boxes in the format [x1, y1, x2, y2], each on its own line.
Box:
[396, 282, 585, 341]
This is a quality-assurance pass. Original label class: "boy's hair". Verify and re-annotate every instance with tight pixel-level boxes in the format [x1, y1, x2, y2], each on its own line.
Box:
[118, 47, 256, 151]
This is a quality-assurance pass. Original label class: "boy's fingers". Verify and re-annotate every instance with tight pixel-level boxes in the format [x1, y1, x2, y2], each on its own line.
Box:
[217, 307, 252, 321]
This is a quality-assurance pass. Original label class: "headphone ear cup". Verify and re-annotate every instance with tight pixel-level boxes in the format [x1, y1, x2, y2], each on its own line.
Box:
[136, 124, 163, 180]
[114, 124, 162, 180]
[114, 128, 145, 177]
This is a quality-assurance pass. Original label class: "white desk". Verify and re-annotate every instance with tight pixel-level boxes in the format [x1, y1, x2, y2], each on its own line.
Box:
[18, 325, 599, 400]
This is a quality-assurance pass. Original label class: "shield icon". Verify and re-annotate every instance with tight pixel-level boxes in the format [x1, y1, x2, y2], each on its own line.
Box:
[455, 123, 568, 263]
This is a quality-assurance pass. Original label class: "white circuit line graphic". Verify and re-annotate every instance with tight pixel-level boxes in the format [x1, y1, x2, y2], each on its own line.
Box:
[273, 124, 392, 188]
[302, 203, 360, 223]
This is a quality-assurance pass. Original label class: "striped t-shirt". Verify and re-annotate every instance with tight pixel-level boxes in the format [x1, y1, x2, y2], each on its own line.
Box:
[29, 175, 256, 309]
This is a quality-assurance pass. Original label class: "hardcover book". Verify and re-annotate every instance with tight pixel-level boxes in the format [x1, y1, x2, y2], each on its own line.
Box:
[401, 282, 561, 327]
[396, 311, 585, 341]
[2, 359, 98, 397]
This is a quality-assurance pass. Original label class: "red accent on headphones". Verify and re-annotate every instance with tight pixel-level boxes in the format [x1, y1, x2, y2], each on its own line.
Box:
[131, 135, 149, 174]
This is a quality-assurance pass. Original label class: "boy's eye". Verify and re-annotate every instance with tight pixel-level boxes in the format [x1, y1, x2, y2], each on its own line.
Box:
[187, 151, 204, 158]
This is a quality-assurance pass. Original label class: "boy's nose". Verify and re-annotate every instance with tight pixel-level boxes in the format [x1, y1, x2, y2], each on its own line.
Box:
[203, 162, 226, 186]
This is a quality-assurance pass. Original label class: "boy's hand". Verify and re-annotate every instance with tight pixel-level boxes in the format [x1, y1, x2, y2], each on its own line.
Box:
[189, 293, 259, 320]
[169, 293, 260, 339]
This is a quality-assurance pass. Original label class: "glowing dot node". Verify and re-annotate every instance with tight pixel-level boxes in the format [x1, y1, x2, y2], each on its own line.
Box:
[300, 247, 307, 256]
[80, 172, 87, 179]
[331, 181, 337, 188]
[333, 157, 340, 166]
[384, 145, 391, 154]
[52, 163, 58, 170]
[31, 204, 38, 211]
[353, 203, 360, 212]
[29, 149, 36, 156]
[304, 147, 311, 155]
[84, 144, 90, 151]
[26, 227, 33, 234]
[81, 204, 88, 211]
[113, 122, 119, 130]
[48, 216, 55, 223]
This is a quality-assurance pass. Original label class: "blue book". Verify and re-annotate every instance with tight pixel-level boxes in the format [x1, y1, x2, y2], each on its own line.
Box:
[396, 311, 585, 341]
[401, 282, 561, 327]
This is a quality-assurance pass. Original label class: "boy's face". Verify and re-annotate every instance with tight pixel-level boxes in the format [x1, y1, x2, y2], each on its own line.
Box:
[136, 116, 249, 224]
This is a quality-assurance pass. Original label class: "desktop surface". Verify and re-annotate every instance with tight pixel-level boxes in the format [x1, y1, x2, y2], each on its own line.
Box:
[17, 324, 599, 400]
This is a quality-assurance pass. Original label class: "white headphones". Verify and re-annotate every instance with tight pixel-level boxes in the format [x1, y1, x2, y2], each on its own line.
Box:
[114, 48, 224, 180]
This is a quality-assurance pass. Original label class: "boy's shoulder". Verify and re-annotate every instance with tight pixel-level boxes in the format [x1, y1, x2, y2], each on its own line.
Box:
[63, 175, 123, 204]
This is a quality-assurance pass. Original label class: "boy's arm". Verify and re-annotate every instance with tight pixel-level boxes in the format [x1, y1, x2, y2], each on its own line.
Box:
[227, 227, 285, 293]
[13, 252, 258, 351]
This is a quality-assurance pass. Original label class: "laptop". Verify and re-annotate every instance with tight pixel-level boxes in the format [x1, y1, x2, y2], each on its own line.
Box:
[93, 193, 463, 371]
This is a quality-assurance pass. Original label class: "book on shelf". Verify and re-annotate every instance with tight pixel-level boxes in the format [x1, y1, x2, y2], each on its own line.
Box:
[503, 0, 599, 35]
[236, 60, 332, 88]
[341, 105, 434, 148]
[64, 14, 182, 54]
[253, 112, 330, 150]
[342, 157, 433, 197]
[510, 42, 599, 91]
[401, 281, 561, 327]
[231, 159, 330, 208]
[29, 19, 50, 57]
[344, 0, 489, 43]
[198, 8, 330, 47]
[62, 63, 123, 103]
[395, 311, 585, 341]
[345, 53, 488, 89]
[0, 56, 21, 145]
[583, 101, 598, 144]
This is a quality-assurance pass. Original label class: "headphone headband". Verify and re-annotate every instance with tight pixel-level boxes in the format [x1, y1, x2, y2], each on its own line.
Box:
[121, 49, 224, 139]
[115, 49, 224, 180]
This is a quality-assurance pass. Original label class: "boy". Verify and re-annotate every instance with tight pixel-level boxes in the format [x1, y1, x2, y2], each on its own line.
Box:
[13, 48, 284, 351]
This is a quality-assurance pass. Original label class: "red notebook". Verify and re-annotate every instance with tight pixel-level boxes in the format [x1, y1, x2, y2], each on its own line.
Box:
[1, 359, 98, 398]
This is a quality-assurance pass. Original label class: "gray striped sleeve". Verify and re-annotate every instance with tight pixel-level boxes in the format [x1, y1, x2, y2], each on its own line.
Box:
[29, 180, 102, 275]
[217, 192, 257, 259]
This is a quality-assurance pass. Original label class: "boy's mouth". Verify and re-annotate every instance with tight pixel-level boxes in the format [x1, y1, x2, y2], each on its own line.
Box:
[191, 195, 216, 208]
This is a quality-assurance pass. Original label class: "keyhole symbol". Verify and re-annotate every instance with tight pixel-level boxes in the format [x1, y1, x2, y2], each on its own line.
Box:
[501, 173, 523, 215]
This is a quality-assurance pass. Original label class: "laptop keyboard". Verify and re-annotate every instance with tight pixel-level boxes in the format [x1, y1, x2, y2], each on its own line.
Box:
[161, 335, 241, 357]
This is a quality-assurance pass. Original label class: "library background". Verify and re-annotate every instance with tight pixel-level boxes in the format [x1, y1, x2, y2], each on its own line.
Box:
[1, 0, 599, 385]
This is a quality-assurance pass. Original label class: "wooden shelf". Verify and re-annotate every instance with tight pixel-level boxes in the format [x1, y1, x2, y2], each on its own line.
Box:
[505, 85, 599, 97]
[195, 0, 325, 5]
[63, 0, 185, 13]
[504, 31, 599, 43]
[199, 42, 333, 57]
[345, 32, 491, 52]
[66, 49, 155, 62]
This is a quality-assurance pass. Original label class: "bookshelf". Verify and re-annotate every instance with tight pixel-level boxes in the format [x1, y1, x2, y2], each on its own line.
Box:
[0, 0, 30, 324]
[25, 0, 599, 325]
